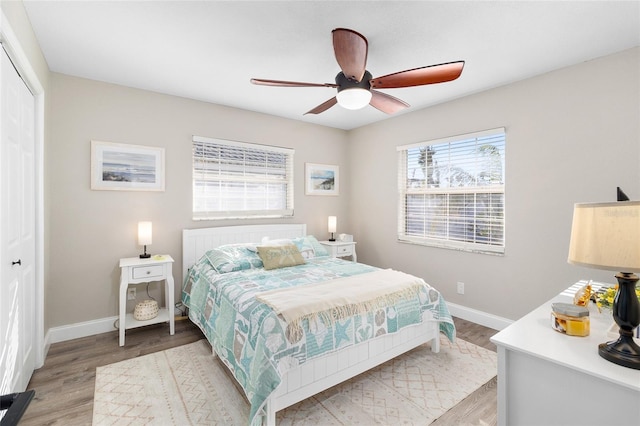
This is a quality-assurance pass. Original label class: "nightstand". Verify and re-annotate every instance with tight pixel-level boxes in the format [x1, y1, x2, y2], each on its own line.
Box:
[118, 255, 175, 346]
[319, 240, 357, 262]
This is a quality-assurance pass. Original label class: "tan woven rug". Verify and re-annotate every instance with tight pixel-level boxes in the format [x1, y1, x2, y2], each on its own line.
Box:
[93, 337, 496, 425]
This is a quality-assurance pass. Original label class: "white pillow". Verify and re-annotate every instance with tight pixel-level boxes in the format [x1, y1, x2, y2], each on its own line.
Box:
[259, 237, 293, 247]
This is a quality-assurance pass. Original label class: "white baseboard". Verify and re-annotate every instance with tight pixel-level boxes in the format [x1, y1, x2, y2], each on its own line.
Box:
[447, 302, 513, 331]
[46, 316, 119, 345]
[42, 305, 509, 348]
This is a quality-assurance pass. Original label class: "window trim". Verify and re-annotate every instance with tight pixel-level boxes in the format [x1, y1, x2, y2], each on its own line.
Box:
[396, 128, 506, 255]
[192, 135, 294, 220]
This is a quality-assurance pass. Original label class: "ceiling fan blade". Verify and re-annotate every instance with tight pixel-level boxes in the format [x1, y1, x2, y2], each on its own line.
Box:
[370, 61, 465, 89]
[332, 28, 368, 82]
[304, 97, 338, 115]
[369, 90, 410, 114]
[251, 78, 338, 88]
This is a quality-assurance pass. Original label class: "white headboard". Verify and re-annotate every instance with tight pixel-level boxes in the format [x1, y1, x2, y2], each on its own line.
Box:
[182, 223, 307, 283]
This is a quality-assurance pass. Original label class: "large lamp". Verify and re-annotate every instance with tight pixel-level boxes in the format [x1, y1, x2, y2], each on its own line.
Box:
[568, 200, 640, 369]
[138, 221, 152, 259]
[328, 216, 337, 241]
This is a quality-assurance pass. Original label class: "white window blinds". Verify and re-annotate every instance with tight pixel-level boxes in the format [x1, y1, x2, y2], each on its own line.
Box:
[397, 128, 506, 254]
[192, 136, 294, 220]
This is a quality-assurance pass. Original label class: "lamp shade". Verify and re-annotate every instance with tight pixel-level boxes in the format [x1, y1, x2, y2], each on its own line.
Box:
[328, 216, 337, 233]
[568, 201, 640, 272]
[336, 88, 372, 110]
[138, 221, 153, 246]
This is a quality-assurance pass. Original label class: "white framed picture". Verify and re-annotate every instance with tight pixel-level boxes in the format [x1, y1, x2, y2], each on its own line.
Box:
[91, 140, 165, 191]
[305, 163, 339, 196]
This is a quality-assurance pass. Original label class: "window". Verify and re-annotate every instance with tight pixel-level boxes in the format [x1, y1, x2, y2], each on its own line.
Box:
[192, 136, 294, 220]
[397, 128, 505, 254]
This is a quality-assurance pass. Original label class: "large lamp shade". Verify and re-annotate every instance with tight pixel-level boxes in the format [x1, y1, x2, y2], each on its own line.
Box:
[568, 202, 640, 272]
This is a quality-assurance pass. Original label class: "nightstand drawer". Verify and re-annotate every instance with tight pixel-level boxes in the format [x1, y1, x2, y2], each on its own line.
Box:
[131, 264, 164, 279]
[337, 245, 353, 256]
[319, 241, 357, 262]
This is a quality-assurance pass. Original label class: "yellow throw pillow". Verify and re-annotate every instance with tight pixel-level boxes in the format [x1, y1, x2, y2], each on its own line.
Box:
[257, 244, 306, 270]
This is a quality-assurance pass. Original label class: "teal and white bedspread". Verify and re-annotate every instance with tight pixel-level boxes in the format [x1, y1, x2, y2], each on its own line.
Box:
[182, 251, 455, 425]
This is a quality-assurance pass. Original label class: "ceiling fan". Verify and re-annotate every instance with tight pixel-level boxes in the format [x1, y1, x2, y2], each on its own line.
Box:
[250, 28, 464, 115]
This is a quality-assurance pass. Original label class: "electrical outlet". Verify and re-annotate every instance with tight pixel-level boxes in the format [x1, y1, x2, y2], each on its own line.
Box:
[127, 288, 136, 300]
[457, 282, 465, 295]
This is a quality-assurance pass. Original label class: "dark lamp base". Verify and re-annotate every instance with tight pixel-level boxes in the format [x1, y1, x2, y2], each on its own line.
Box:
[598, 336, 640, 370]
[599, 272, 640, 370]
[139, 244, 151, 259]
[329, 238, 336, 242]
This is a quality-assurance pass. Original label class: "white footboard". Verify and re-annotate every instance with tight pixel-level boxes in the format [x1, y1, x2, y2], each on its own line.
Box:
[262, 311, 440, 425]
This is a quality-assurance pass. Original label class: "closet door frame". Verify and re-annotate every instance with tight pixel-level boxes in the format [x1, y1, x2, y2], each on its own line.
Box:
[0, 11, 46, 369]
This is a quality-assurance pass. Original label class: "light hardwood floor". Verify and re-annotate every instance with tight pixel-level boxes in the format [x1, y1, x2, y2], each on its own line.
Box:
[20, 316, 498, 425]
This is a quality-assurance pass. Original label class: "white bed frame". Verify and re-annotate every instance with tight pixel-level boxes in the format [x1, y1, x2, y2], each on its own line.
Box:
[182, 224, 441, 425]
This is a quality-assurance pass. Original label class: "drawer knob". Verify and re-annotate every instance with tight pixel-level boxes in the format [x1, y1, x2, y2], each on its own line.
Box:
[146, 271, 151, 274]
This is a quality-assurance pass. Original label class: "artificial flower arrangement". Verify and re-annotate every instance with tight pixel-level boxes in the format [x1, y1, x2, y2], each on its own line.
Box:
[594, 285, 640, 311]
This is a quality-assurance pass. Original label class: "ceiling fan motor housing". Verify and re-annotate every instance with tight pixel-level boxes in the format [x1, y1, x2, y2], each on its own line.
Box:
[335, 70, 372, 92]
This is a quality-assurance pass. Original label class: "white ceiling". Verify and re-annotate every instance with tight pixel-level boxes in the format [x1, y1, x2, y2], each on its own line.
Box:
[22, 1, 640, 130]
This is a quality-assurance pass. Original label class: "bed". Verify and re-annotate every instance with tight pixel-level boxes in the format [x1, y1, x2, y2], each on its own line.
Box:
[182, 224, 455, 426]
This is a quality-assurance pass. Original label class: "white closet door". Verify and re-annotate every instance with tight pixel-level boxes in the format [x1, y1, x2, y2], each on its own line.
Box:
[0, 46, 36, 394]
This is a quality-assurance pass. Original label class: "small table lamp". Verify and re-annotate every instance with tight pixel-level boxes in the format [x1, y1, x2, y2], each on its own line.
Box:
[138, 221, 152, 258]
[328, 216, 337, 241]
[568, 200, 640, 369]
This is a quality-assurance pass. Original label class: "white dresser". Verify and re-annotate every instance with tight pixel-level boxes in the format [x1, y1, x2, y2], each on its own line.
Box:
[491, 281, 640, 426]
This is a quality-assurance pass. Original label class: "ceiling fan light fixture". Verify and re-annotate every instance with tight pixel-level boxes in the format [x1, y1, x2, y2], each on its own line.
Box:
[336, 88, 372, 110]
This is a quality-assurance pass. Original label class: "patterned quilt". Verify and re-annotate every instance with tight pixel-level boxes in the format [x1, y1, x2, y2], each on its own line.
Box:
[183, 254, 455, 425]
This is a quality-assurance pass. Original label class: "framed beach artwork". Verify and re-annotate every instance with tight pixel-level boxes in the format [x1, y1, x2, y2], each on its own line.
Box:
[91, 140, 165, 191]
[305, 163, 339, 196]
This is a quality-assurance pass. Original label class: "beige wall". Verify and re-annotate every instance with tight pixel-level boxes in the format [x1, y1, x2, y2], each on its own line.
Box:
[348, 47, 640, 320]
[48, 47, 639, 328]
[48, 74, 349, 327]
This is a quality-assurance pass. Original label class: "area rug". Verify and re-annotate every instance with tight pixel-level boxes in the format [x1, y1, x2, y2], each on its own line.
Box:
[93, 337, 496, 425]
